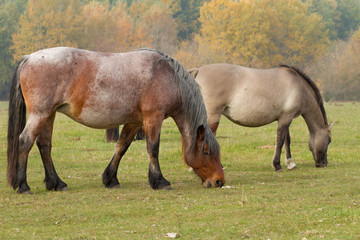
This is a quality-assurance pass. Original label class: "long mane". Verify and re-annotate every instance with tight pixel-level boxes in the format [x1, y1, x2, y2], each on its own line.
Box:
[141, 48, 219, 156]
[280, 64, 328, 126]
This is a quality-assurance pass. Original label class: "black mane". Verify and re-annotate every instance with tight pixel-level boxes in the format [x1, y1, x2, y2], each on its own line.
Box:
[280, 64, 328, 126]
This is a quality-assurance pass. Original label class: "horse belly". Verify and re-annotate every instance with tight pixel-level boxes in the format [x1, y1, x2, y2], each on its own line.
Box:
[80, 105, 134, 128]
[58, 90, 140, 129]
[60, 103, 137, 129]
[224, 87, 300, 127]
[224, 107, 278, 127]
[224, 95, 280, 127]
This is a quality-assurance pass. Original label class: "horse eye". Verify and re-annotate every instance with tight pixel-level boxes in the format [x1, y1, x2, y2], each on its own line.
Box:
[203, 151, 209, 156]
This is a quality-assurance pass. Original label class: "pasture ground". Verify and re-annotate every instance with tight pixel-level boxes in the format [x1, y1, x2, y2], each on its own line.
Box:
[0, 101, 359, 239]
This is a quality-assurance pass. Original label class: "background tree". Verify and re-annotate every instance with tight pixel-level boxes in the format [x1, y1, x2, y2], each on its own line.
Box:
[11, 0, 83, 60]
[308, 0, 360, 40]
[170, 0, 208, 42]
[336, 0, 360, 40]
[1, 0, 359, 100]
[195, 0, 329, 68]
[79, 1, 140, 52]
[0, 0, 26, 99]
[309, 28, 360, 101]
[173, 40, 204, 69]
[133, 1, 177, 53]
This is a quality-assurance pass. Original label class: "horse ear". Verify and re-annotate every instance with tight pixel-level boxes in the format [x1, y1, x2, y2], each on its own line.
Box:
[197, 125, 205, 142]
[209, 122, 219, 135]
[197, 125, 209, 155]
[328, 122, 335, 131]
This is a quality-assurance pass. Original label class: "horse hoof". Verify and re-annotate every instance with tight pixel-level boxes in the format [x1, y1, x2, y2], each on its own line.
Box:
[316, 163, 327, 168]
[164, 186, 173, 190]
[58, 186, 70, 191]
[275, 168, 283, 172]
[287, 165, 297, 170]
[158, 185, 173, 190]
[110, 184, 121, 189]
[19, 190, 33, 195]
[286, 159, 296, 170]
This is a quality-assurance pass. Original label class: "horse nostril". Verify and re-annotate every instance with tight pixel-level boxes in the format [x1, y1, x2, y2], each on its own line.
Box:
[215, 179, 224, 188]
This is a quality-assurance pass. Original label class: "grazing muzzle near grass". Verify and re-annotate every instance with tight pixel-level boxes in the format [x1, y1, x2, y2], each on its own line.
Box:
[309, 129, 331, 168]
[191, 163, 225, 188]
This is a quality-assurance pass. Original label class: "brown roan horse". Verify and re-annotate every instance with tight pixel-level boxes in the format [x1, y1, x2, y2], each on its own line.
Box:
[7, 47, 224, 194]
[189, 63, 333, 171]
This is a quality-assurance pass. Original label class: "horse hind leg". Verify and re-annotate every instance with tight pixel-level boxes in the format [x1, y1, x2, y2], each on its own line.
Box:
[105, 127, 119, 142]
[102, 123, 141, 188]
[15, 114, 53, 194]
[15, 130, 33, 194]
[36, 113, 68, 191]
[284, 131, 296, 170]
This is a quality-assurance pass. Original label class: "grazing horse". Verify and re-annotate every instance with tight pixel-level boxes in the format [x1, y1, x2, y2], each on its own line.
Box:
[7, 47, 224, 194]
[189, 63, 332, 171]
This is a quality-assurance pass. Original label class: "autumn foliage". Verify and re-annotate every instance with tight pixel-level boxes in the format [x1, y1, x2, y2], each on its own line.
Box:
[1, 0, 360, 100]
[308, 29, 360, 101]
[185, 0, 330, 68]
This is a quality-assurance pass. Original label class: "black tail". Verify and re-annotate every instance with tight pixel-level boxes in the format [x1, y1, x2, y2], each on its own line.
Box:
[7, 56, 29, 188]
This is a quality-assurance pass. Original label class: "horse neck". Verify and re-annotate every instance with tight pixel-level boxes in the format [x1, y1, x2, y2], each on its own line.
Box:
[302, 98, 328, 136]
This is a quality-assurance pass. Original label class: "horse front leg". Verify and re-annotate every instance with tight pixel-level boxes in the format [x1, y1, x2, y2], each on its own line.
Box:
[284, 131, 296, 170]
[36, 113, 68, 191]
[272, 120, 291, 171]
[102, 123, 141, 188]
[144, 115, 171, 190]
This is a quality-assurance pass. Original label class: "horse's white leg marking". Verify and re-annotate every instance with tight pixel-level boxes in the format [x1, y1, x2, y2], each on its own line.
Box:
[285, 158, 296, 170]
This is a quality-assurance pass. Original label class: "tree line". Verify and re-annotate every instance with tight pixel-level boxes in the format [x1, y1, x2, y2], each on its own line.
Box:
[0, 0, 359, 100]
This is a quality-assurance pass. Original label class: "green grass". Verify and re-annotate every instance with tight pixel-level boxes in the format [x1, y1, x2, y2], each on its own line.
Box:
[1, 101, 360, 239]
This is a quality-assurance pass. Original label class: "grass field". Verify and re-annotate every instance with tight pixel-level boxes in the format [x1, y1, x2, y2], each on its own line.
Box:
[0, 100, 359, 239]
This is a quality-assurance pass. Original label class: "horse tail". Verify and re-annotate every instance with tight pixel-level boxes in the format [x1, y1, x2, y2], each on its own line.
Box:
[188, 68, 199, 79]
[105, 127, 119, 142]
[7, 55, 29, 188]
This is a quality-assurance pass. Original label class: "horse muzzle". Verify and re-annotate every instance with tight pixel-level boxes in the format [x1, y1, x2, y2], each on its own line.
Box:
[202, 178, 224, 188]
[315, 162, 327, 168]
[315, 157, 328, 168]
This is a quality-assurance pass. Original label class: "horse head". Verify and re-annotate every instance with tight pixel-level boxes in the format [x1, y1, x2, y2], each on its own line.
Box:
[186, 125, 225, 188]
[309, 123, 333, 167]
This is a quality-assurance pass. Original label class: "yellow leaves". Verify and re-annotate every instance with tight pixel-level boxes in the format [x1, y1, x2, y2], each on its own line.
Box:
[81, 1, 136, 52]
[140, 4, 177, 52]
[195, 0, 329, 68]
[197, 0, 237, 63]
[11, 0, 176, 60]
[12, 0, 81, 60]
[352, 28, 360, 44]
